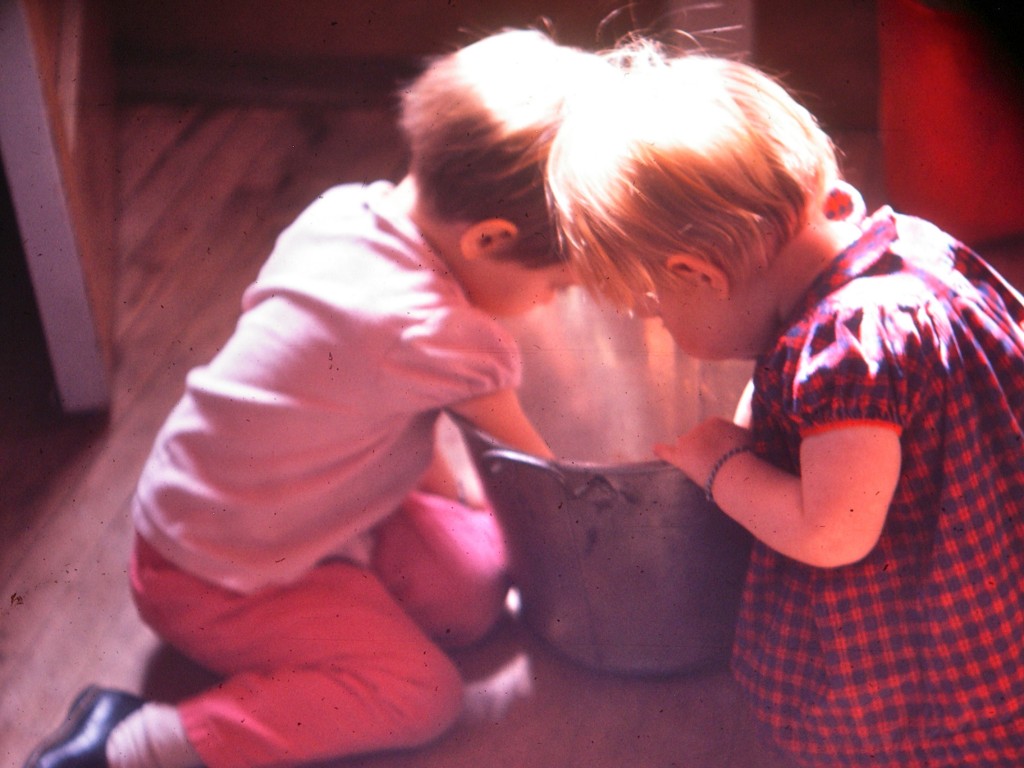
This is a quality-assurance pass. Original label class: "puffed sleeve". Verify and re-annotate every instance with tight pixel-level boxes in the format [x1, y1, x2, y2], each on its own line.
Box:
[771, 292, 944, 438]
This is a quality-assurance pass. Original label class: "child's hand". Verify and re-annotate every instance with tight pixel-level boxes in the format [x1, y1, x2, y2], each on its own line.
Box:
[451, 388, 555, 459]
[654, 417, 752, 489]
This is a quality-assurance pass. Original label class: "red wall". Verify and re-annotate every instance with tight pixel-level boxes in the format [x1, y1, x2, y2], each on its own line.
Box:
[879, 0, 1024, 244]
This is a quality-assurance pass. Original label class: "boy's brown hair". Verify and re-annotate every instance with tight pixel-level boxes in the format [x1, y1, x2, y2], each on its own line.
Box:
[547, 43, 840, 308]
[400, 29, 602, 268]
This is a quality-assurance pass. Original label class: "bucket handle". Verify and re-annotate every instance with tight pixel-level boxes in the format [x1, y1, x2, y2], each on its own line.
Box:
[480, 448, 619, 500]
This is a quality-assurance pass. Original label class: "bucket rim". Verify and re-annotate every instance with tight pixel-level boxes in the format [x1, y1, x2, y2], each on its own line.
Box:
[447, 410, 682, 478]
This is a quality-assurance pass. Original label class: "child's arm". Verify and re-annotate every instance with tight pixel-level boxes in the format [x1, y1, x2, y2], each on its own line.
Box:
[450, 388, 555, 459]
[655, 417, 901, 568]
[417, 424, 488, 508]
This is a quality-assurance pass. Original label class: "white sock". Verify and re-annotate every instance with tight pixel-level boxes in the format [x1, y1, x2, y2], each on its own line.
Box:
[106, 703, 203, 768]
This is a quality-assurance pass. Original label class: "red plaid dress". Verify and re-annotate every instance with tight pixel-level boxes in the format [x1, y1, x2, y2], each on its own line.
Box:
[736, 207, 1024, 766]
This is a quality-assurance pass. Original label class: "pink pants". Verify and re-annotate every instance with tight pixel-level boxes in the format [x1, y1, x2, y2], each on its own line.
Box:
[130, 492, 508, 768]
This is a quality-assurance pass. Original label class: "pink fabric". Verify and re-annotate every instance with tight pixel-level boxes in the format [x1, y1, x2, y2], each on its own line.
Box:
[129, 490, 509, 768]
[130, 534, 465, 768]
[371, 491, 510, 647]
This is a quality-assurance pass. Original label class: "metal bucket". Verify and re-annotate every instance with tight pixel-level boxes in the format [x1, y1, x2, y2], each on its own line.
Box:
[448, 289, 756, 675]
[453, 415, 753, 675]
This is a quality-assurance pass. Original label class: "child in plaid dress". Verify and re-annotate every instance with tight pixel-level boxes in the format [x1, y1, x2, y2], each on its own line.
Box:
[547, 45, 1024, 766]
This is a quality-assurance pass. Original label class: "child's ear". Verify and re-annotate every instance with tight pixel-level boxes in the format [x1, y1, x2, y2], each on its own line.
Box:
[665, 253, 730, 297]
[460, 219, 520, 260]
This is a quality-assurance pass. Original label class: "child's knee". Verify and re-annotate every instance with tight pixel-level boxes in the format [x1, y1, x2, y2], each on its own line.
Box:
[372, 492, 509, 647]
[424, 573, 509, 648]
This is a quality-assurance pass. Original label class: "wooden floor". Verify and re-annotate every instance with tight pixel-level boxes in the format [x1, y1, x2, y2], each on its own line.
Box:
[1, 100, 800, 767]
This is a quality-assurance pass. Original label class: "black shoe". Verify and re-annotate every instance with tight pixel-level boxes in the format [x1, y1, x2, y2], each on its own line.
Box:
[24, 686, 146, 768]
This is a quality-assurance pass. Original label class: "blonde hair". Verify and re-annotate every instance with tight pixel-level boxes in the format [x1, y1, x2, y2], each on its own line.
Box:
[400, 29, 603, 268]
[547, 43, 840, 308]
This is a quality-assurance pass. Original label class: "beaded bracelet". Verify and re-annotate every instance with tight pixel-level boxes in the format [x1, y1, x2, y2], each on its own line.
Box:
[704, 444, 754, 503]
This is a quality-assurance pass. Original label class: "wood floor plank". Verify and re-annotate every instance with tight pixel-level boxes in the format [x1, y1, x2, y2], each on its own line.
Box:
[113, 110, 329, 417]
[116, 102, 206, 203]
[116, 105, 243, 266]
[114, 108, 295, 347]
